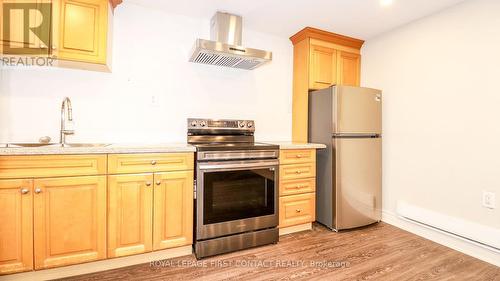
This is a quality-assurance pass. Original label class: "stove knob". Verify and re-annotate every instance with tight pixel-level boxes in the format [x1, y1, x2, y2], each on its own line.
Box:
[239, 122, 246, 128]
[247, 122, 254, 128]
[190, 121, 197, 127]
[200, 121, 206, 127]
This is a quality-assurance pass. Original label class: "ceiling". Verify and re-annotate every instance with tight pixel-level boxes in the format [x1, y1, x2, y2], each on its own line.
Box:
[126, 0, 466, 40]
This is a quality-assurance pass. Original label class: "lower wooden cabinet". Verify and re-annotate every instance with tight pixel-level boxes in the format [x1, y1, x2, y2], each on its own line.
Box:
[107, 174, 153, 258]
[278, 149, 317, 230]
[279, 193, 316, 228]
[33, 176, 107, 270]
[107, 170, 194, 257]
[279, 162, 316, 181]
[0, 152, 194, 275]
[153, 171, 193, 250]
[0, 179, 33, 275]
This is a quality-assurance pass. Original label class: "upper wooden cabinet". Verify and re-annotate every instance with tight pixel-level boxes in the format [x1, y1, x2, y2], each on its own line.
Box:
[0, 179, 33, 275]
[52, 0, 109, 64]
[338, 51, 361, 86]
[290, 27, 364, 142]
[309, 43, 337, 89]
[52, 0, 112, 70]
[0, 0, 118, 70]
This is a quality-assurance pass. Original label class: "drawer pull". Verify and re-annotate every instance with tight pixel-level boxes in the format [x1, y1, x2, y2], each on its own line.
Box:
[296, 154, 302, 158]
[20, 188, 29, 194]
[145, 182, 152, 187]
[295, 185, 303, 189]
[156, 181, 161, 186]
[295, 170, 302, 174]
[295, 209, 302, 213]
[34, 188, 42, 194]
[151, 160, 157, 165]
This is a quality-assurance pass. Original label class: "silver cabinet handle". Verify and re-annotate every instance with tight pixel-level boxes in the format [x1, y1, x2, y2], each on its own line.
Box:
[145, 182, 152, 187]
[21, 188, 29, 194]
[34, 188, 42, 194]
[151, 160, 157, 165]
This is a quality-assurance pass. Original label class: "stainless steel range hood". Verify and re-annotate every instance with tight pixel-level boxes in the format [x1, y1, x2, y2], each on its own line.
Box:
[189, 12, 272, 70]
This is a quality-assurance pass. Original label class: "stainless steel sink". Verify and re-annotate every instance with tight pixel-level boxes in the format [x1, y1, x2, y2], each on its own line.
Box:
[3, 143, 111, 148]
[60, 143, 111, 148]
[5, 143, 58, 148]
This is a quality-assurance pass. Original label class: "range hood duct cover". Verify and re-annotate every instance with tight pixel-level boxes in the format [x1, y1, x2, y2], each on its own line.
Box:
[189, 12, 272, 70]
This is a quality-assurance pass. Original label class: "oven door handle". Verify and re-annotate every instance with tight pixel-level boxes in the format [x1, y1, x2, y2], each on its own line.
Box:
[198, 159, 279, 171]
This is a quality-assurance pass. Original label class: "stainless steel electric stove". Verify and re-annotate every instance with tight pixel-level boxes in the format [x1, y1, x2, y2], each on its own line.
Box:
[187, 118, 279, 259]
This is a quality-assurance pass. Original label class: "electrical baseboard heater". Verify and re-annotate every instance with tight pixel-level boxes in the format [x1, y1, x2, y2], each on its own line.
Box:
[396, 201, 500, 253]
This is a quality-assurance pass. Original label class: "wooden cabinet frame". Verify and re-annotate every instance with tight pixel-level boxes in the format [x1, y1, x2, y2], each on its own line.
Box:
[290, 27, 364, 142]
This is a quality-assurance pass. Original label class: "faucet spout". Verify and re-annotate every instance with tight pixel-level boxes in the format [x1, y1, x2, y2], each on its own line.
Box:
[60, 97, 74, 144]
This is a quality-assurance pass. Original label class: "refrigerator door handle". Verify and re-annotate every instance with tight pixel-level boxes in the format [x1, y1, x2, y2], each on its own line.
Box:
[332, 133, 380, 138]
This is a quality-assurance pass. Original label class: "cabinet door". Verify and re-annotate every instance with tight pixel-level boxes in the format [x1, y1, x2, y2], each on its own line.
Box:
[0, 179, 33, 275]
[309, 44, 337, 90]
[52, 0, 108, 64]
[338, 51, 361, 86]
[153, 171, 193, 250]
[279, 193, 316, 228]
[33, 176, 106, 269]
[107, 174, 153, 258]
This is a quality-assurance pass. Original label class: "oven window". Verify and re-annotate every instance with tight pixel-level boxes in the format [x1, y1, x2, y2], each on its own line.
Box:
[203, 168, 275, 225]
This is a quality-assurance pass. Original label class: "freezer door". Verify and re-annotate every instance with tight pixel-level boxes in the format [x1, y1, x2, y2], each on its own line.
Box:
[334, 86, 382, 134]
[333, 137, 381, 230]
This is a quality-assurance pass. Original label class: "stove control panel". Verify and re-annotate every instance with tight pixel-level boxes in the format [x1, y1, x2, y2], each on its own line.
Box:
[187, 118, 255, 132]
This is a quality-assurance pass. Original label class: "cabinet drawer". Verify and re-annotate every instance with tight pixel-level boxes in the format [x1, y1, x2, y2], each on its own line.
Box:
[279, 149, 316, 164]
[279, 193, 315, 228]
[108, 153, 194, 174]
[279, 162, 316, 181]
[0, 155, 106, 179]
[280, 178, 316, 196]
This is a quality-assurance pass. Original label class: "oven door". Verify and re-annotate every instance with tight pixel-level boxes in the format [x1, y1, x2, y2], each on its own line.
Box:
[196, 159, 279, 240]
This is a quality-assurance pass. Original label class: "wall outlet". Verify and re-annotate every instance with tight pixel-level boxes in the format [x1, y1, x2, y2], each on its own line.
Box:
[150, 94, 160, 107]
[482, 191, 496, 209]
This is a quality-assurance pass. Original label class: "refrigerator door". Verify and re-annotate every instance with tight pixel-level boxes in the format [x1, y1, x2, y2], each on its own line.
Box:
[334, 86, 382, 135]
[333, 137, 381, 230]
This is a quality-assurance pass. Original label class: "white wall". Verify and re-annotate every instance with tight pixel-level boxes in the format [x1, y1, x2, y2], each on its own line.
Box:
[362, 0, 500, 241]
[0, 3, 293, 143]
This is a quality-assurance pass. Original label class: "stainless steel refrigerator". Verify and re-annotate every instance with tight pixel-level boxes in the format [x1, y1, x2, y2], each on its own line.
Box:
[309, 85, 382, 231]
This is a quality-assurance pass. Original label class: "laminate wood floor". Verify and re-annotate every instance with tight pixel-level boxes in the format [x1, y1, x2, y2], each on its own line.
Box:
[60, 223, 500, 281]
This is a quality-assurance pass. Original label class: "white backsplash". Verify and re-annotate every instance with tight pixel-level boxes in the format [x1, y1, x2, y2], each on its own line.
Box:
[0, 3, 293, 144]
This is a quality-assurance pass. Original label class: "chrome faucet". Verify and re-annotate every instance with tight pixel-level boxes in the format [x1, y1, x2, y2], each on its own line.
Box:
[60, 97, 74, 144]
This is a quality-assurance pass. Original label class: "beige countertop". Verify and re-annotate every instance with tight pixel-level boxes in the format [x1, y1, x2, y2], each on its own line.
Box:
[0, 143, 196, 156]
[262, 141, 327, 150]
[0, 141, 327, 156]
